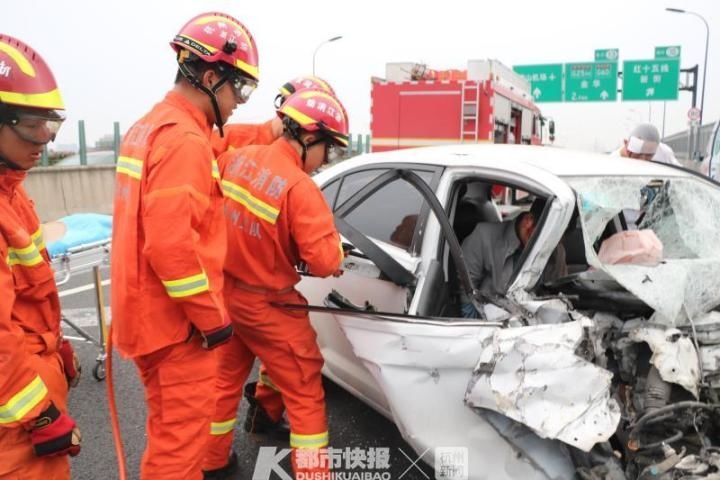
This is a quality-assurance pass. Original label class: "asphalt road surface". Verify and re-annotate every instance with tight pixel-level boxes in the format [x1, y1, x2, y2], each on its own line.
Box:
[59, 267, 436, 480]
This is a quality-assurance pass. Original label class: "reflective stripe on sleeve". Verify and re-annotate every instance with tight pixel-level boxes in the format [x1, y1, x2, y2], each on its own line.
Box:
[212, 160, 220, 180]
[8, 241, 43, 267]
[210, 417, 236, 435]
[31, 229, 46, 252]
[221, 179, 279, 224]
[116, 156, 143, 180]
[290, 431, 329, 449]
[0, 375, 48, 424]
[161, 271, 210, 298]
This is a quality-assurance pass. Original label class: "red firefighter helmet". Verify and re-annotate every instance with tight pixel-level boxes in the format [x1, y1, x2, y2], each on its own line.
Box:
[171, 12, 259, 82]
[0, 34, 64, 111]
[277, 89, 349, 147]
[275, 75, 335, 108]
[280, 75, 334, 98]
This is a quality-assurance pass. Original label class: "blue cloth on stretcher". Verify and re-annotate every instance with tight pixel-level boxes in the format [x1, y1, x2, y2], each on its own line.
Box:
[47, 213, 113, 258]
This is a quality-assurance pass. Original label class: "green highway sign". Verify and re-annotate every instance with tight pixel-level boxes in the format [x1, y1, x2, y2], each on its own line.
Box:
[655, 45, 681, 60]
[622, 59, 680, 101]
[513, 64, 563, 102]
[565, 62, 618, 102]
[594, 49, 619, 62]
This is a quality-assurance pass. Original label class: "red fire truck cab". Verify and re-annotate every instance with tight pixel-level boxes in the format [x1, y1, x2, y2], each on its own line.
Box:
[370, 60, 547, 152]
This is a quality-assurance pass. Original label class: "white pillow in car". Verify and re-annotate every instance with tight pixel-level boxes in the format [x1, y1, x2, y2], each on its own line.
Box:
[597, 230, 663, 266]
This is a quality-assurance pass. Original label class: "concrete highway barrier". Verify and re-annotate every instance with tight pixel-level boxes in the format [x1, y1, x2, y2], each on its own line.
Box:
[25, 165, 116, 221]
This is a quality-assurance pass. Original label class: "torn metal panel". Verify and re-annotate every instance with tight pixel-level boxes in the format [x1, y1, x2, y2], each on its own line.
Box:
[588, 312, 625, 369]
[518, 295, 573, 325]
[466, 319, 621, 452]
[335, 315, 576, 479]
[623, 321, 701, 397]
[568, 176, 720, 323]
[300, 273, 412, 413]
[692, 311, 720, 345]
[701, 344, 720, 387]
[472, 409, 577, 480]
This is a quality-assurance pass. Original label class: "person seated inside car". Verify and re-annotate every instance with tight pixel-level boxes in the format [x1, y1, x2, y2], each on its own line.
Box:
[459, 198, 566, 318]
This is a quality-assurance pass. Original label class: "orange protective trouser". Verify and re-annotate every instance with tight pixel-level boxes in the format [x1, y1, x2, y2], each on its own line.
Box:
[205, 286, 329, 478]
[255, 364, 285, 419]
[134, 335, 216, 480]
[0, 345, 69, 480]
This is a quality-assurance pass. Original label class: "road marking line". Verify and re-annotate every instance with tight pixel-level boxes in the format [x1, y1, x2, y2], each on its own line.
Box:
[59, 279, 111, 298]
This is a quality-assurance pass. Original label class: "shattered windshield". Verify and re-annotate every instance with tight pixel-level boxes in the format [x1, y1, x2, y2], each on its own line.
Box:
[566, 175, 720, 323]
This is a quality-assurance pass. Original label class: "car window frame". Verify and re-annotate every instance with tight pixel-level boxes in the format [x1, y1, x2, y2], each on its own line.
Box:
[432, 168, 569, 300]
[325, 163, 444, 255]
[334, 167, 477, 298]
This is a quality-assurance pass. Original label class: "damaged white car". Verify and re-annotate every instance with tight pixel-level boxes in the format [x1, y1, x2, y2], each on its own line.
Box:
[290, 145, 720, 479]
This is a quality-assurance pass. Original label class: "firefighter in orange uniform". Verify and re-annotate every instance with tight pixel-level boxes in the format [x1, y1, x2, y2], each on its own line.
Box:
[240, 75, 338, 440]
[203, 89, 349, 479]
[0, 35, 82, 479]
[110, 12, 266, 480]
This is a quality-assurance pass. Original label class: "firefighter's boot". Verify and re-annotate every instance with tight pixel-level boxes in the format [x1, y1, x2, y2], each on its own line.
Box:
[243, 382, 290, 438]
[203, 451, 238, 480]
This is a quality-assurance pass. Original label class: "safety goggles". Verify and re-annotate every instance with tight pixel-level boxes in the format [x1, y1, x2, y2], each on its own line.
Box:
[6, 109, 65, 145]
[306, 136, 347, 165]
[228, 73, 257, 104]
[326, 142, 347, 163]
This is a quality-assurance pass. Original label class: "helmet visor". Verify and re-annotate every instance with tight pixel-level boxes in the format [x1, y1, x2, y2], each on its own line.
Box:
[10, 110, 65, 145]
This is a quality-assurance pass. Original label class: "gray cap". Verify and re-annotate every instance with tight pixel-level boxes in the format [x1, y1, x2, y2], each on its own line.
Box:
[626, 123, 660, 155]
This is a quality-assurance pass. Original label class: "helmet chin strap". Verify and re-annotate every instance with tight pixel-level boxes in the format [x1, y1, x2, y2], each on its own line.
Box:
[178, 61, 229, 138]
[0, 155, 24, 171]
[285, 122, 309, 164]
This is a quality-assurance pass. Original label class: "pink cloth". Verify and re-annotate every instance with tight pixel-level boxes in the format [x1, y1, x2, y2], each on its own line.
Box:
[598, 230, 663, 266]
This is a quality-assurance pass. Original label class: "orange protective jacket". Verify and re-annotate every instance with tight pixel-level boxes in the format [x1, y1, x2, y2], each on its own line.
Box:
[0, 170, 58, 427]
[111, 91, 275, 358]
[218, 137, 343, 290]
[211, 120, 275, 157]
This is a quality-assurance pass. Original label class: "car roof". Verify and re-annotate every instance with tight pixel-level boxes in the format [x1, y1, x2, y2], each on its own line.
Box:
[340, 144, 696, 179]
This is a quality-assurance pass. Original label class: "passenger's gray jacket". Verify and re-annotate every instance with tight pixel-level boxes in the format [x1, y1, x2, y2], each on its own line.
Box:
[460, 221, 521, 301]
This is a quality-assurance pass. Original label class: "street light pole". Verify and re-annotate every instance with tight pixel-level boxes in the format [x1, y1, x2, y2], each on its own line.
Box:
[667, 7, 710, 159]
[312, 36, 343, 76]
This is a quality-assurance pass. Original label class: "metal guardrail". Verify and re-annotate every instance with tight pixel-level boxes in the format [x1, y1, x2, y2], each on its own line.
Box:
[42, 120, 371, 166]
[663, 122, 716, 161]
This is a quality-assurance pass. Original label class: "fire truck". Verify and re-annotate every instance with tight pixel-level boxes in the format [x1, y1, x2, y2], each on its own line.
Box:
[370, 59, 552, 152]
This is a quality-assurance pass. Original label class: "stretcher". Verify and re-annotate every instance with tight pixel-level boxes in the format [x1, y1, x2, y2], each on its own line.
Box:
[47, 214, 112, 381]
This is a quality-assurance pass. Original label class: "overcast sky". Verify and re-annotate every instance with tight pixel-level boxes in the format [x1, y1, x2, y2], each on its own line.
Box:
[5, 0, 719, 152]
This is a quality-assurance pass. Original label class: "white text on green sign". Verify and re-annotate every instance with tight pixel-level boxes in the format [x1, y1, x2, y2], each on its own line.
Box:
[565, 62, 618, 102]
[512, 64, 563, 102]
[622, 59, 680, 101]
